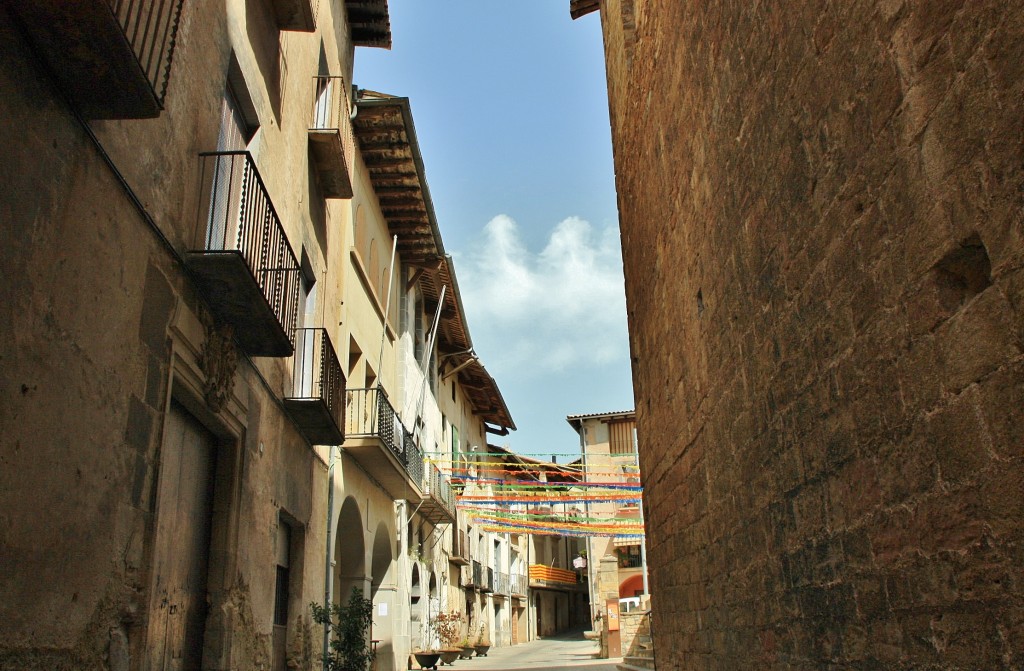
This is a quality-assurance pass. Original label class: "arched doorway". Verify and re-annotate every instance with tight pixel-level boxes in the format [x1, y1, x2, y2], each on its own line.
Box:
[371, 522, 395, 671]
[410, 564, 422, 650]
[334, 496, 365, 605]
[619, 574, 643, 599]
[427, 571, 439, 649]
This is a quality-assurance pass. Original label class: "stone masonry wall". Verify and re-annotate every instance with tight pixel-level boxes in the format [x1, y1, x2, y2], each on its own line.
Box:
[602, 1, 1024, 668]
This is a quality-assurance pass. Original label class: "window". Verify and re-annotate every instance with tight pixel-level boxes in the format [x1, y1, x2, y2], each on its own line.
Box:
[274, 520, 291, 626]
[451, 426, 460, 472]
[608, 420, 634, 455]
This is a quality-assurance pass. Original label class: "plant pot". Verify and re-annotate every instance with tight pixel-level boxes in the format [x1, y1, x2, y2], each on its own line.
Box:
[474, 644, 490, 657]
[439, 649, 460, 665]
[413, 651, 442, 670]
[458, 646, 475, 660]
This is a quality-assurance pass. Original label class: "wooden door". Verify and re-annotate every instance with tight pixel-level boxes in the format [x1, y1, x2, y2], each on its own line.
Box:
[149, 401, 216, 670]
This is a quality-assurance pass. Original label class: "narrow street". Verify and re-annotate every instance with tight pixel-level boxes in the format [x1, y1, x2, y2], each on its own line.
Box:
[439, 630, 620, 671]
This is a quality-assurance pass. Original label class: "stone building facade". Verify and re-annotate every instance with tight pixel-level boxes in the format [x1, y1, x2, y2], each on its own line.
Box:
[0, 2, 516, 670]
[567, 410, 647, 625]
[574, 1, 1024, 668]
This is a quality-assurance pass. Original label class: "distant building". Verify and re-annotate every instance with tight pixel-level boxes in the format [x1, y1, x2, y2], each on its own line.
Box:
[567, 411, 646, 625]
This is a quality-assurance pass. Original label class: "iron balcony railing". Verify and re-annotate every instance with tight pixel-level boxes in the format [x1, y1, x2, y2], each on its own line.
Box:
[308, 75, 356, 198]
[619, 553, 644, 569]
[404, 429, 424, 485]
[482, 567, 494, 593]
[345, 388, 423, 483]
[528, 564, 579, 586]
[311, 76, 353, 135]
[8, 0, 184, 118]
[472, 561, 483, 589]
[195, 151, 300, 347]
[493, 571, 509, 596]
[510, 573, 527, 596]
[111, 0, 183, 106]
[453, 529, 469, 561]
[287, 328, 345, 438]
[423, 464, 456, 519]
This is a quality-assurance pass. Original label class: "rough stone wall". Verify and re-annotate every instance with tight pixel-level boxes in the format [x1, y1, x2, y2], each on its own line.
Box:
[0, 1, 342, 668]
[601, 1, 1024, 668]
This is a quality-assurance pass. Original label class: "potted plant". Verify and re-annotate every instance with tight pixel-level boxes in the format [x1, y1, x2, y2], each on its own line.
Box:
[412, 650, 441, 670]
[473, 627, 490, 657]
[457, 637, 475, 660]
[429, 610, 464, 665]
[310, 587, 375, 671]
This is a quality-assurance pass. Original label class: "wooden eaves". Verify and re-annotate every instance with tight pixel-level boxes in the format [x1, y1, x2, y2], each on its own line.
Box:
[570, 0, 600, 19]
[353, 91, 515, 433]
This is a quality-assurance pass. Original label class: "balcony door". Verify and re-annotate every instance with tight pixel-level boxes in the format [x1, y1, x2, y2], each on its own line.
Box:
[293, 271, 318, 398]
[313, 77, 333, 129]
[205, 88, 249, 251]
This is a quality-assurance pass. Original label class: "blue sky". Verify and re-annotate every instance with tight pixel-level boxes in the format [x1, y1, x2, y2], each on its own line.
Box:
[355, 1, 633, 458]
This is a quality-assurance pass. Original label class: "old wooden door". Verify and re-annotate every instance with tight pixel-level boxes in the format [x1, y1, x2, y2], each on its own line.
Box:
[149, 401, 216, 671]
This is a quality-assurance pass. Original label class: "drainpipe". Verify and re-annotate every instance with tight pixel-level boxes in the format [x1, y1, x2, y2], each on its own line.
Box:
[323, 446, 337, 669]
[635, 429, 649, 597]
[506, 532, 512, 646]
[526, 531, 532, 641]
[578, 424, 597, 629]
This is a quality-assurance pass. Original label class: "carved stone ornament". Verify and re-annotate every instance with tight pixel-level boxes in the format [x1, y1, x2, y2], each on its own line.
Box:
[198, 321, 237, 413]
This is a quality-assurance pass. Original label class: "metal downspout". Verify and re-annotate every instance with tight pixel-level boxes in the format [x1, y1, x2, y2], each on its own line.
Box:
[580, 427, 597, 628]
[323, 446, 337, 669]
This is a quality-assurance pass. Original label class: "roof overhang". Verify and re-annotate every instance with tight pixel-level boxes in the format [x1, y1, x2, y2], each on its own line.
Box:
[353, 91, 443, 265]
[354, 92, 515, 430]
[570, 0, 600, 20]
[345, 0, 392, 48]
[566, 410, 636, 433]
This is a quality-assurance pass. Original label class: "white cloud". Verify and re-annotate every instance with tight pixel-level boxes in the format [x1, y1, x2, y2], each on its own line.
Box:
[452, 214, 629, 374]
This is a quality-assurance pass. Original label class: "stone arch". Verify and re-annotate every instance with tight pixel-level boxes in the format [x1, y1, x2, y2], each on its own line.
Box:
[427, 570, 440, 648]
[619, 574, 643, 599]
[370, 522, 395, 671]
[333, 496, 365, 605]
[410, 562, 423, 649]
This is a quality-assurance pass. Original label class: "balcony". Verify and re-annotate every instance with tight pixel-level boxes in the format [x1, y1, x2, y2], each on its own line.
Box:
[417, 465, 456, 526]
[449, 530, 470, 566]
[529, 564, 582, 589]
[269, 0, 317, 31]
[8, 1, 184, 119]
[283, 329, 345, 445]
[481, 567, 494, 593]
[460, 563, 476, 589]
[343, 388, 423, 499]
[492, 571, 509, 596]
[471, 561, 484, 591]
[308, 76, 354, 199]
[510, 573, 528, 598]
[187, 151, 300, 357]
